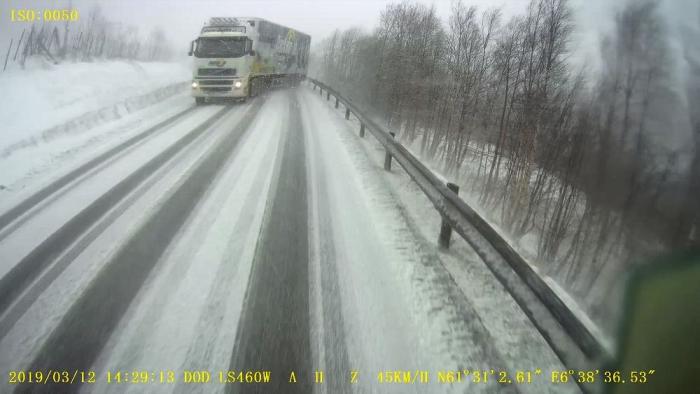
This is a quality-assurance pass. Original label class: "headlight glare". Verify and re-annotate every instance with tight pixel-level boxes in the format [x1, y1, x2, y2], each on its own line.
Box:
[234, 81, 242, 89]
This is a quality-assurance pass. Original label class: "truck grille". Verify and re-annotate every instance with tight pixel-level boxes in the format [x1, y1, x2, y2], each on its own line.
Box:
[201, 87, 231, 92]
[198, 80, 233, 86]
[198, 68, 236, 77]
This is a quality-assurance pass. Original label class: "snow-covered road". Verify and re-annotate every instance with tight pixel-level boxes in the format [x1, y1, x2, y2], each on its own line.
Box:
[0, 87, 577, 394]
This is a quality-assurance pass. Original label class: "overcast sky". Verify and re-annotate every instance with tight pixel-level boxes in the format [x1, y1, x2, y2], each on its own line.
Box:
[1, 0, 698, 74]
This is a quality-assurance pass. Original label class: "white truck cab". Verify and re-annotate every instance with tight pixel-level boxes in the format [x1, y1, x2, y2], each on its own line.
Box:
[189, 17, 310, 105]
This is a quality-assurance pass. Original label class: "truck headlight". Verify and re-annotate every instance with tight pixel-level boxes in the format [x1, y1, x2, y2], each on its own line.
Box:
[234, 81, 242, 89]
[192, 81, 198, 88]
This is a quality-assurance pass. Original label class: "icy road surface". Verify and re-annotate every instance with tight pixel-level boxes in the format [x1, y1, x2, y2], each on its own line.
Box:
[0, 87, 576, 394]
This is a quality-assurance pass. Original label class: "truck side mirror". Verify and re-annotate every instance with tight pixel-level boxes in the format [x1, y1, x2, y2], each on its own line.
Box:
[188, 40, 195, 56]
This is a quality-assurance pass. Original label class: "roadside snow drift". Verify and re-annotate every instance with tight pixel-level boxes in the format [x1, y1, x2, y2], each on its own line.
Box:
[0, 60, 190, 158]
[0, 60, 193, 204]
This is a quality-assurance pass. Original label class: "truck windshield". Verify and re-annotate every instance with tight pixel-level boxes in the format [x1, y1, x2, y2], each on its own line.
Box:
[195, 37, 247, 58]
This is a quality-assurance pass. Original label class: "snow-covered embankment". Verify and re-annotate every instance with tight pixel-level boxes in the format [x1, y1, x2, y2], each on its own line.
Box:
[0, 60, 191, 200]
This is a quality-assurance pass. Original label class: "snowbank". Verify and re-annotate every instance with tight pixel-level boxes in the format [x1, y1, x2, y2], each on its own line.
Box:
[0, 59, 190, 156]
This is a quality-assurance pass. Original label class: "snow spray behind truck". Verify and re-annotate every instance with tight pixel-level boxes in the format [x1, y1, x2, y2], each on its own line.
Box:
[188, 17, 310, 104]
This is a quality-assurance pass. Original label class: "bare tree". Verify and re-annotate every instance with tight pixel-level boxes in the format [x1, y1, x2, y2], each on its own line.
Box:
[310, 0, 696, 335]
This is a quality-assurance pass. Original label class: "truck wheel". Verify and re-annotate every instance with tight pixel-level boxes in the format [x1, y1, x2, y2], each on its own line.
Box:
[195, 97, 205, 106]
[250, 79, 258, 97]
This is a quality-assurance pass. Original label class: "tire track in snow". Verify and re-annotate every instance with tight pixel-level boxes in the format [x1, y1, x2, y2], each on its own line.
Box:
[0, 105, 197, 236]
[300, 90, 352, 394]
[0, 104, 248, 343]
[172, 113, 282, 394]
[82, 96, 288, 393]
[0, 105, 232, 323]
[82, 94, 285, 394]
[15, 99, 264, 394]
[228, 92, 311, 394]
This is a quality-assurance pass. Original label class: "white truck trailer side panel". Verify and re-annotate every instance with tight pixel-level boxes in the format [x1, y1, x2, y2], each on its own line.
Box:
[246, 18, 310, 77]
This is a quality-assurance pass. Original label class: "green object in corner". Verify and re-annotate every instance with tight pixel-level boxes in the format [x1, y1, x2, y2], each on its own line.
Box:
[610, 251, 699, 394]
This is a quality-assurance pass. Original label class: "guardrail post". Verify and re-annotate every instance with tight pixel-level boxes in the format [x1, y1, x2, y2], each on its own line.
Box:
[438, 183, 460, 249]
[384, 132, 395, 171]
[345, 107, 351, 120]
[335, 97, 339, 108]
[327, 91, 330, 101]
[360, 123, 365, 138]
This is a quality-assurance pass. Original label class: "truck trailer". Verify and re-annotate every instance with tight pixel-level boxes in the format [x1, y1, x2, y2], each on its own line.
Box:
[188, 17, 310, 104]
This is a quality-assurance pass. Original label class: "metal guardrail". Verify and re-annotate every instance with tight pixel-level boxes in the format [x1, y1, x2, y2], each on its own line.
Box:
[307, 77, 612, 380]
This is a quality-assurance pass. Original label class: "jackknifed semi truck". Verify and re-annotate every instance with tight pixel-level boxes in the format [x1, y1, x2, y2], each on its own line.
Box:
[188, 17, 311, 104]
